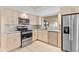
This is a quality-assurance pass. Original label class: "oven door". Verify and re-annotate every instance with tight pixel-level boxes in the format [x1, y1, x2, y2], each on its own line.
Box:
[22, 32, 32, 39]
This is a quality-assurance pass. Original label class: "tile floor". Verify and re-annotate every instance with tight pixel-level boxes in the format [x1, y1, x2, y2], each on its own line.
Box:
[13, 41, 62, 52]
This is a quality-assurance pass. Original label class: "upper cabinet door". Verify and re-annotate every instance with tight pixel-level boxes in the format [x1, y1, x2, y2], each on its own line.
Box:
[2, 9, 18, 24]
[38, 17, 42, 25]
[33, 16, 38, 25]
[29, 15, 37, 25]
[29, 14, 42, 25]
[29, 15, 34, 25]
[11, 11, 18, 24]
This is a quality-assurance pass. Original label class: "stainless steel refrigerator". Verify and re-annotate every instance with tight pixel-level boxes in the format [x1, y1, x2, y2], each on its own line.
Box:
[61, 14, 79, 52]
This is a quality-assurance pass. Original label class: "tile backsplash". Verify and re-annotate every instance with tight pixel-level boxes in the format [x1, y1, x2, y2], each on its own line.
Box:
[48, 22, 58, 30]
[5, 24, 18, 33]
[5, 24, 32, 33]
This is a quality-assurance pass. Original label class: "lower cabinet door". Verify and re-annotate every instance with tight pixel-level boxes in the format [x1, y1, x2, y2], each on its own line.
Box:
[7, 38, 15, 51]
[7, 37, 21, 51]
[48, 32, 58, 46]
[32, 31, 38, 41]
[38, 30, 48, 43]
[42, 31, 48, 43]
[38, 31, 43, 41]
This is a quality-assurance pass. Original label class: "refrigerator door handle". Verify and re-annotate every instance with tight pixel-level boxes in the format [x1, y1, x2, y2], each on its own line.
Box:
[69, 17, 73, 41]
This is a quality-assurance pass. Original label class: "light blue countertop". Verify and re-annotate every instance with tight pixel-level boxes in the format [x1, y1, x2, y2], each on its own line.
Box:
[48, 30, 60, 32]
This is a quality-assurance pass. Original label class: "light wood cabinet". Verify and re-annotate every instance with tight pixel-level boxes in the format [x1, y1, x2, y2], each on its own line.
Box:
[32, 30, 38, 41]
[33, 16, 42, 25]
[38, 30, 48, 43]
[38, 30, 43, 41]
[29, 15, 38, 25]
[7, 32, 21, 51]
[29, 15, 42, 25]
[58, 32, 61, 48]
[60, 7, 79, 15]
[33, 16, 38, 25]
[0, 8, 20, 51]
[32, 30, 48, 43]
[48, 32, 58, 46]
[42, 30, 48, 43]
[38, 17, 42, 25]
[2, 8, 18, 24]
[11, 11, 18, 24]
[29, 15, 34, 25]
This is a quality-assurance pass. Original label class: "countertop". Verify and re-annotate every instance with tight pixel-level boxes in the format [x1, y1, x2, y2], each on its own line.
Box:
[48, 30, 61, 32]
[33, 28, 61, 32]
[5, 31, 21, 34]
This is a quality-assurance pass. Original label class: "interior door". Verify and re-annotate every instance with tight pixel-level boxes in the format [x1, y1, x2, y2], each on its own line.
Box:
[63, 15, 71, 51]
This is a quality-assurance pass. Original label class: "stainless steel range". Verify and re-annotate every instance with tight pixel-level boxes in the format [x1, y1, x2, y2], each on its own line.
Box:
[17, 26, 32, 48]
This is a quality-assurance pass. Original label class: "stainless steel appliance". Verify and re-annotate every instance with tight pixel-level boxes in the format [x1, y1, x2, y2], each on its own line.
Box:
[62, 14, 79, 52]
[21, 30, 32, 47]
[18, 17, 29, 25]
[17, 26, 32, 48]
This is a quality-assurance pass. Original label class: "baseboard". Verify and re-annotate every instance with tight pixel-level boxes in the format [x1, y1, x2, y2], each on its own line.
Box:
[37, 40, 58, 47]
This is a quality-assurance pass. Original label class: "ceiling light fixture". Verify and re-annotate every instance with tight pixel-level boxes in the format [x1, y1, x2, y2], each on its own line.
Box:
[20, 13, 28, 19]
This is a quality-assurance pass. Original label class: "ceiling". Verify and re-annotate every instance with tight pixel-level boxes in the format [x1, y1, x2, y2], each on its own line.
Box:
[30, 6, 42, 9]
[3, 6, 62, 16]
